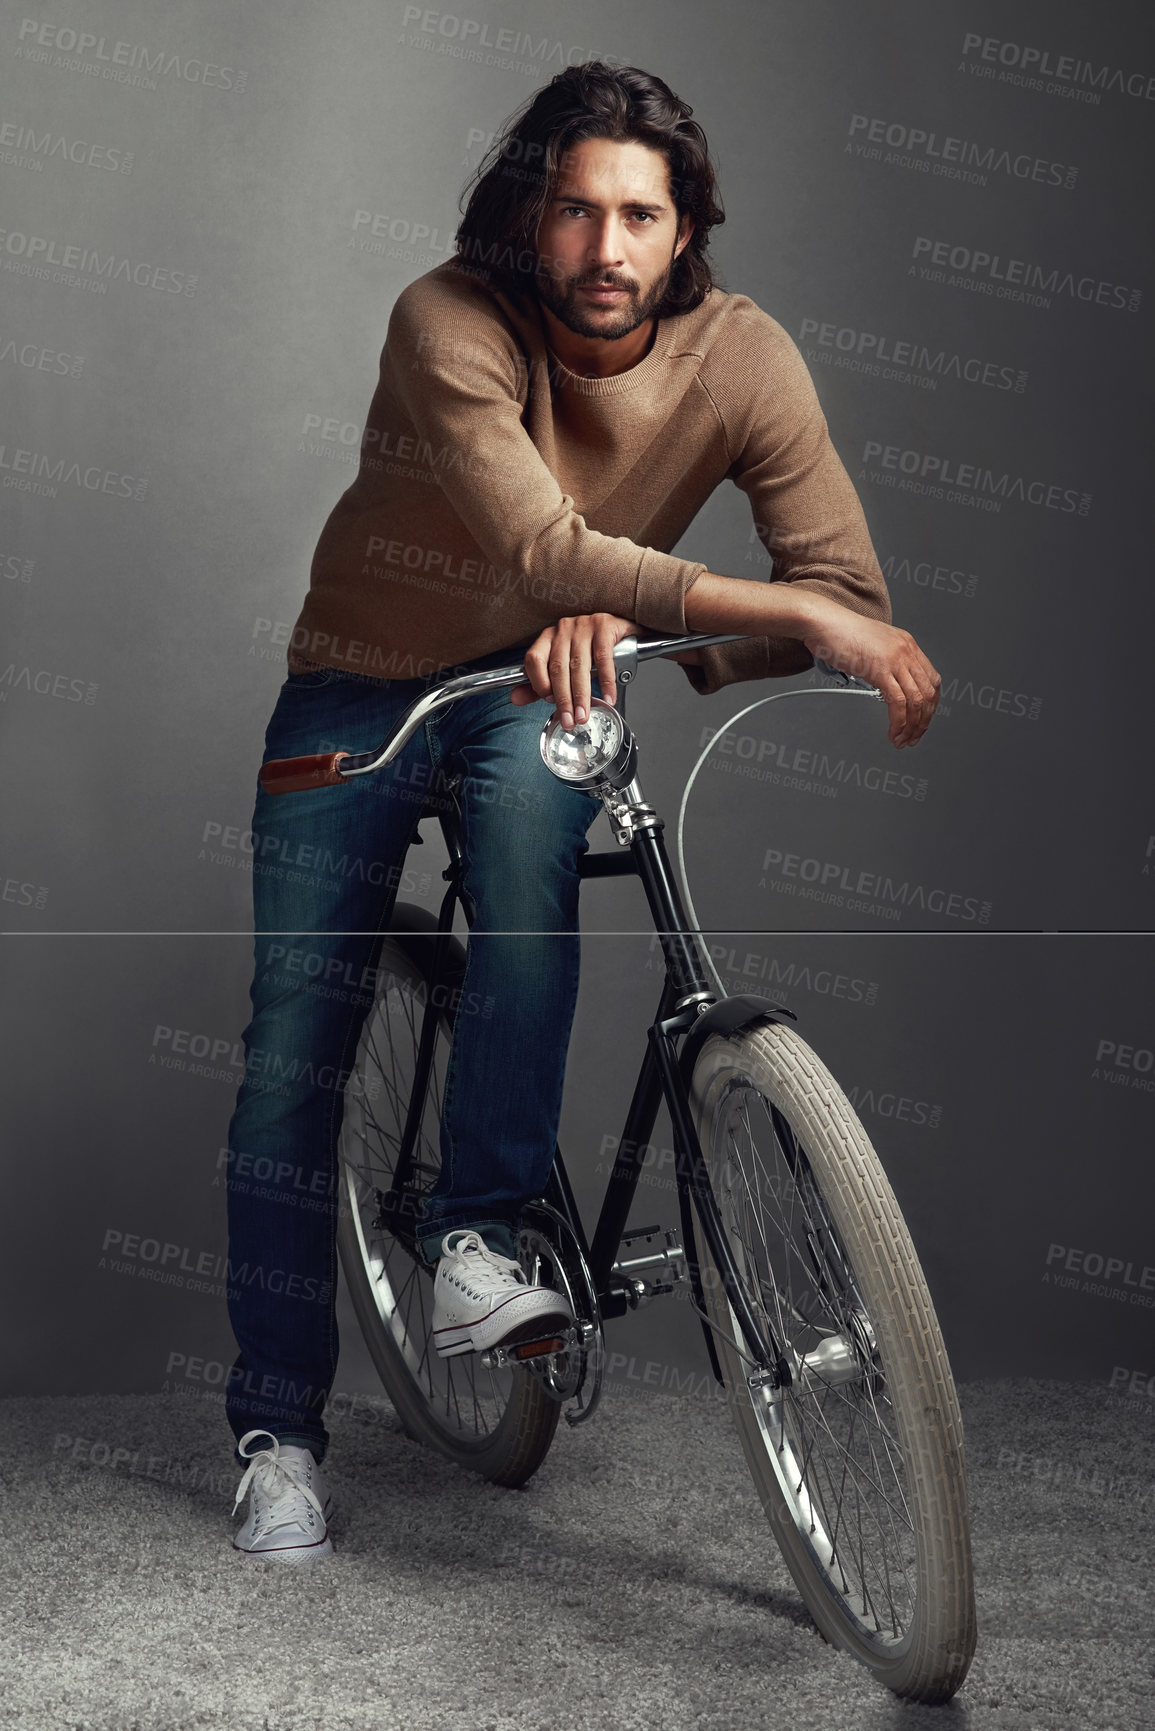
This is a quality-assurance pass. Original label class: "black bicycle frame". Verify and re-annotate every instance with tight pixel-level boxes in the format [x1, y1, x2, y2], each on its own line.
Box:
[388, 775, 792, 1386]
[579, 819, 791, 1385]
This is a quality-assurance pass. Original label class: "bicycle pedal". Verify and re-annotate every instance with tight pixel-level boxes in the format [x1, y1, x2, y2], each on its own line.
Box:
[512, 1335, 565, 1360]
[479, 1325, 579, 1371]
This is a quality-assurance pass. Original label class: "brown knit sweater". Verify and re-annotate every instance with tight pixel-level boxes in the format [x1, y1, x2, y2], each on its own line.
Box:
[287, 259, 891, 695]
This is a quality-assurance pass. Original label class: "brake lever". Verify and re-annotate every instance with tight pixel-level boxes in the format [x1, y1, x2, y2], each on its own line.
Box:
[812, 656, 884, 699]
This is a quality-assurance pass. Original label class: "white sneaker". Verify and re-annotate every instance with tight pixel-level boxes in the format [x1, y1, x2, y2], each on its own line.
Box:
[232, 1430, 334, 1563]
[431, 1228, 573, 1359]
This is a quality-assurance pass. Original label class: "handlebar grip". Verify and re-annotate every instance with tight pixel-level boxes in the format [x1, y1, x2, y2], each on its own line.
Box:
[259, 751, 351, 795]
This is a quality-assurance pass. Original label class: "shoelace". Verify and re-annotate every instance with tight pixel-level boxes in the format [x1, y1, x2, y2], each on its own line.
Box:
[232, 1430, 325, 1524]
[443, 1229, 527, 1288]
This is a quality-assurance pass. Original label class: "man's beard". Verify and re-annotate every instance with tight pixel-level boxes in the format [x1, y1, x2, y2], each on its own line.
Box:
[535, 250, 676, 341]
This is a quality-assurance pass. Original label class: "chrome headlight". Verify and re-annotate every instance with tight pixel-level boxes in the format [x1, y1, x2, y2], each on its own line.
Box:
[539, 698, 637, 793]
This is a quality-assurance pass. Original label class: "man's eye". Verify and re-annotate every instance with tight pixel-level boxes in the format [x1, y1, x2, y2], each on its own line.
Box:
[562, 206, 587, 218]
[630, 211, 656, 224]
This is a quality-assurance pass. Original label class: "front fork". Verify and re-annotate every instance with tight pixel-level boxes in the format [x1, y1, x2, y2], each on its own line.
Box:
[592, 764, 793, 1389]
[650, 1004, 793, 1391]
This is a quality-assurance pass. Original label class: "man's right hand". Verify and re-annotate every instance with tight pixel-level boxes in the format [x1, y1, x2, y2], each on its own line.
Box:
[509, 610, 638, 729]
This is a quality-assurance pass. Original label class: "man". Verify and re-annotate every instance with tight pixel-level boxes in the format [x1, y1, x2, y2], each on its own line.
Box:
[226, 61, 940, 1561]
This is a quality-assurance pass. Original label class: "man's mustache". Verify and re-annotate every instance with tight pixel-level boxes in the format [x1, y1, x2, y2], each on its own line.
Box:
[571, 271, 638, 293]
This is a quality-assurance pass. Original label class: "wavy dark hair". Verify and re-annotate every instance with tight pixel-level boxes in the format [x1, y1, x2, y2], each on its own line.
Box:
[455, 61, 725, 315]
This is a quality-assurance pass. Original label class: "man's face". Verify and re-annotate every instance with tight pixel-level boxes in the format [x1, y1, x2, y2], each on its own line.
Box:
[534, 136, 693, 341]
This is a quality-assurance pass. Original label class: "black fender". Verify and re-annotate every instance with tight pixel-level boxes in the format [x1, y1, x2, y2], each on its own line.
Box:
[678, 992, 797, 1089]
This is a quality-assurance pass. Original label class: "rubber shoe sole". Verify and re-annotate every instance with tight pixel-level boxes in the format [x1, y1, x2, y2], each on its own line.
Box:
[233, 1531, 334, 1563]
[434, 1288, 572, 1359]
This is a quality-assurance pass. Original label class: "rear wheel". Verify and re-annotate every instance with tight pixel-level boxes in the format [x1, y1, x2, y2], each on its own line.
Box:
[690, 1021, 976, 1701]
[336, 906, 560, 1487]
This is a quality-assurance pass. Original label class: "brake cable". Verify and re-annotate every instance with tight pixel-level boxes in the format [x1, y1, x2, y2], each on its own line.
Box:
[674, 663, 885, 999]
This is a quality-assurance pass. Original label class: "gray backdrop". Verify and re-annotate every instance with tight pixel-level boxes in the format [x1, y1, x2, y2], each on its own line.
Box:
[2, 0, 1153, 1424]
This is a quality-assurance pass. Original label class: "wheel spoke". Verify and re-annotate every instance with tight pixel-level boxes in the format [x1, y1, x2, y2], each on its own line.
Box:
[336, 941, 527, 1449]
[708, 1073, 922, 1644]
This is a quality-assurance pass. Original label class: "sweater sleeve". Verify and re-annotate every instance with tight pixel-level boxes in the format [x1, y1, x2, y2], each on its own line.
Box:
[383, 277, 704, 635]
[678, 307, 892, 697]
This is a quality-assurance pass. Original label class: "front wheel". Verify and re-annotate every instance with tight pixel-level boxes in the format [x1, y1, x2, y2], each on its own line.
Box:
[690, 1021, 976, 1702]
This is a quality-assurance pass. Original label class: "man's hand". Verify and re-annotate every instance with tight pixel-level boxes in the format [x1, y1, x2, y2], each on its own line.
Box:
[510, 612, 638, 728]
[681, 572, 939, 748]
[801, 600, 941, 749]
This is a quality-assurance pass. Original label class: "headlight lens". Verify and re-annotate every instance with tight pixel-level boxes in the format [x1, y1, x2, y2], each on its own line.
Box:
[539, 699, 635, 791]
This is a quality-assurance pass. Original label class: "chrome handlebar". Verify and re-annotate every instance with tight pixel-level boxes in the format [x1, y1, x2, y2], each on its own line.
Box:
[257, 632, 877, 795]
[321, 632, 749, 781]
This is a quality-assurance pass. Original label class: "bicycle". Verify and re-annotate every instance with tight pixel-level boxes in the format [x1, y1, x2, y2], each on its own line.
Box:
[259, 630, 977, 1703]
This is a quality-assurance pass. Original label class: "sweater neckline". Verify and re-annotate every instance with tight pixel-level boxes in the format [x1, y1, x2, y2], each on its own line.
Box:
[544, 326, 674, 399]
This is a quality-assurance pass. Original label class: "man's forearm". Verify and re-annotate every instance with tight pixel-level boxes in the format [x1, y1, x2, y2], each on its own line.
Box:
[683, 571, 824, 642]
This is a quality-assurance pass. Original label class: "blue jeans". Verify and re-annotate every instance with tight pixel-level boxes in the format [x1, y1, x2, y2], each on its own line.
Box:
[224, 647, 602, 1461]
